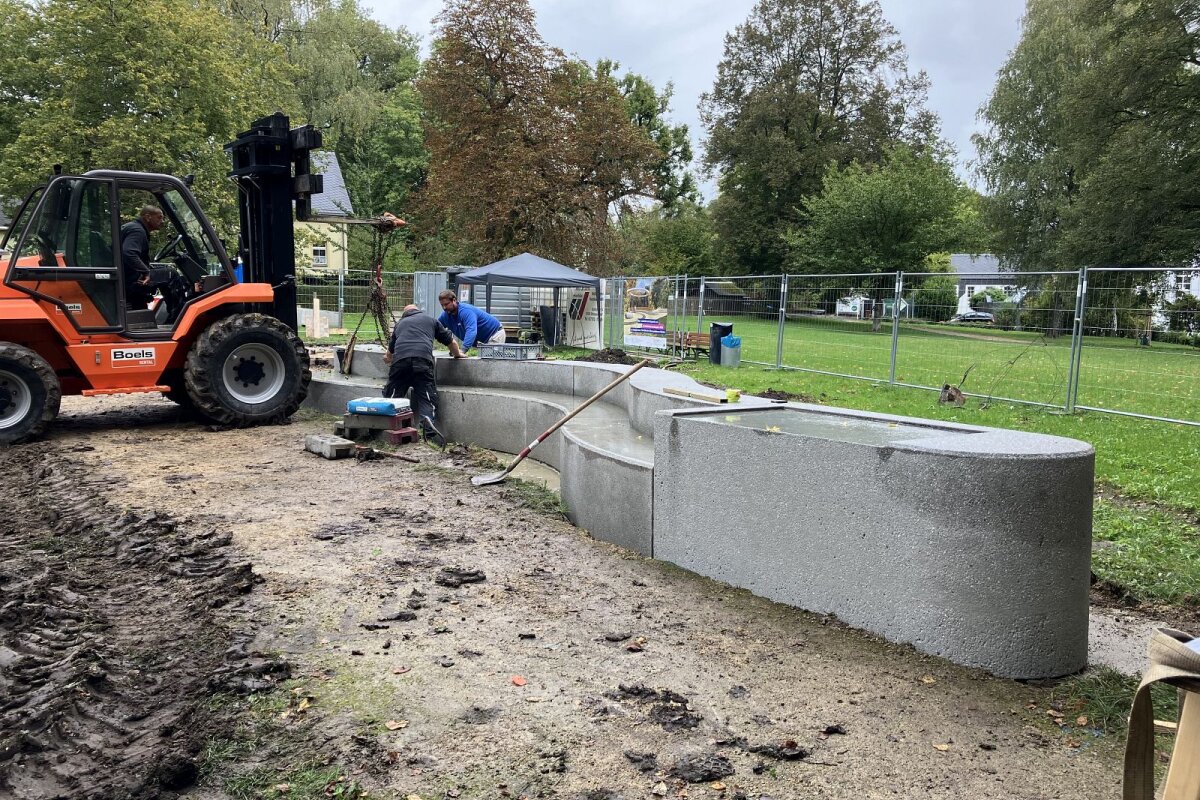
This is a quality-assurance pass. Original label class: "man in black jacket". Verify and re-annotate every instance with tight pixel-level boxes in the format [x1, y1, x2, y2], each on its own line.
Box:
[121, 205, 189, 321]
[384, 305, 466, 437]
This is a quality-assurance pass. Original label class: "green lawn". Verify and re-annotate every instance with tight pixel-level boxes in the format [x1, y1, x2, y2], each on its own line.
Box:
[644, 313, 1200, 422]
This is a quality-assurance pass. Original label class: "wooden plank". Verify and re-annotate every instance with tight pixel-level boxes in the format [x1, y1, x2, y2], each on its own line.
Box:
[663, 386, 727, 404]
[1163, 691, 1200, 800]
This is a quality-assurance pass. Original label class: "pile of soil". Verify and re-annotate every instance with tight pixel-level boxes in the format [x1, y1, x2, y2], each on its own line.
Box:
[576, 348, 642, 365]
[0, 444, 268, 799]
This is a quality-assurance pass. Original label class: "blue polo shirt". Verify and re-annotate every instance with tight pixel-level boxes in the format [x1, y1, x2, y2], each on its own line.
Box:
[437, 302, 503, 349]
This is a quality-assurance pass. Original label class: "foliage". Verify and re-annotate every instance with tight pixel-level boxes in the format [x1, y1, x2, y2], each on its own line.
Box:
[786, 146, 971, 274]
[700, 0, 939, 275]
[1165, 292, 1200, 334]
[1092, 500, 1200, 604]
[275, 1, 426, 218]
[600, 61, 699, 212]
[911, 276, 958, 322]
[617, 204, 717, 276]
[417, 0, 666, 273]
[1052, 668, 1178, 739]
[0, 0, 296, 236]
[976, 0, 1200, 269]
[970, 287, 1008, 306]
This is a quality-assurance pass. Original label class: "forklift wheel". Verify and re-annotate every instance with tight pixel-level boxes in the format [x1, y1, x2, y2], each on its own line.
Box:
[184, 314, 310, 427]
[0, 343, 61, 444]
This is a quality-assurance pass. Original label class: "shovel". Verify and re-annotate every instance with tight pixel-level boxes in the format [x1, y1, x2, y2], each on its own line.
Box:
[470, 358, 652, 487]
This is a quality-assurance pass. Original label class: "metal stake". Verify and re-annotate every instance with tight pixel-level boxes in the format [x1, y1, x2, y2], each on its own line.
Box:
[890, 271, 904, 384]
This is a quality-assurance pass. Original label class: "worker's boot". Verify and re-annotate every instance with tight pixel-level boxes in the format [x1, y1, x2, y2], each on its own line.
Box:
[420, 415, 447, 450]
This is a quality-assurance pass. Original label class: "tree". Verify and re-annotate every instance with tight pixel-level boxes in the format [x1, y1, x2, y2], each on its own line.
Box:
[911, 276, 958, 322]
[599, 62, 699, 212]
[0, 0, 295, 234]
[417, 0, 662, 272]
[976, 0, 1200, 269]
[700, 0, 938, 275]
[785, 146, 971, 274]
[617, 203, 717, 276]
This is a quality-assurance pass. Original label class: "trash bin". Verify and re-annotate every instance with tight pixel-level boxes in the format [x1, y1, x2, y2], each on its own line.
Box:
[720, 334, 742, 368]
[709, 322, 733, 365]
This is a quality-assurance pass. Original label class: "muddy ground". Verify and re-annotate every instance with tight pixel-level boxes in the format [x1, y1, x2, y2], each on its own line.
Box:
[0, 396, 1148, 799]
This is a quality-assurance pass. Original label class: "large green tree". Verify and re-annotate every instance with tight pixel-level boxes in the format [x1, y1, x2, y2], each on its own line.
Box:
[617, 203, 717, 276]
[417, 0, 663, 272]
[0, 0, 295, 233]
[976, 0, 1200, 269]
[786, 145, 976, 274]
[700, 0, 938, 275]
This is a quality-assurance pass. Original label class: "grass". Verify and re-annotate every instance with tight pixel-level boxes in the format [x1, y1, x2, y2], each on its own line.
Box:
[1092, 501, 1200, 604]
[1051, 667, 1178, 743]
[225, 763, 365, 800]
[627, 313, 1200, 422]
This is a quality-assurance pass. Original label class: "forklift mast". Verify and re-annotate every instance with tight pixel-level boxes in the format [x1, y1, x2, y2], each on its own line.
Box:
[225, 112, 324, 332]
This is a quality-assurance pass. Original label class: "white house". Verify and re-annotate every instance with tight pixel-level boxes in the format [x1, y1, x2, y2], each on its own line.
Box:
[950, 253, 1023, 314]
[295, 151, 354, 276]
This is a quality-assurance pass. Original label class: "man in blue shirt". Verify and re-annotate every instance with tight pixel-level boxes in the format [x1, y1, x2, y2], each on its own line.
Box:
[437, 290, 506, 351]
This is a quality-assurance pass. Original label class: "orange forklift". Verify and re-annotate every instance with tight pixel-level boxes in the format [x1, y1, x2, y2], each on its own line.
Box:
[0, 113, 330, 443]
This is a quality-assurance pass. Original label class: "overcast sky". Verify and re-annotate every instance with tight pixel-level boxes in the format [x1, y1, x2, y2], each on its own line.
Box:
[364, 0, 1027, 200]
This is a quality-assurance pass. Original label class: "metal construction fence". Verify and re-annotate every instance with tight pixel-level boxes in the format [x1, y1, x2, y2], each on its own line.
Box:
[608, 268, 1200, 427]
[295, 267, 1198, 426]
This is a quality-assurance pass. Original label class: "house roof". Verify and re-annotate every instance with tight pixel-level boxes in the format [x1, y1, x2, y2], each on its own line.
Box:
[949, 253, 1003, 277]
[310, 151, 354, 217]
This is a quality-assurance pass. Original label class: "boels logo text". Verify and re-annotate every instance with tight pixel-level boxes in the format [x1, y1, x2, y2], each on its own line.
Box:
[111, 347, 156, 368]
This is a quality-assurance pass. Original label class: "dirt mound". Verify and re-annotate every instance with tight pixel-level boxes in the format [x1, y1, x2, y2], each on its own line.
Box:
[0, 445, 266, 799]
[576, 348, 641, 365]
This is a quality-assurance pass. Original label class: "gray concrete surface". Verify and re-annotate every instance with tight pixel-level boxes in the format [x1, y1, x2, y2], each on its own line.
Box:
[651, 406, 1095, 679]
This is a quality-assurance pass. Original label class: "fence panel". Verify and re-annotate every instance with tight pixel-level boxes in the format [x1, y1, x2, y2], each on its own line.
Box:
[896, 271, 1079, 407]
[1076, 268, 1200, 424]
[693, 275, 784, 366]
[297, 270, 414, 341]
[778, 273, 897, 381]
[611, 276, 692, 357]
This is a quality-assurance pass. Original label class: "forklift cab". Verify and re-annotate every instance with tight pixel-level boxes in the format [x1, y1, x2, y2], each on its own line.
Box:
[2, 171, 235, 337]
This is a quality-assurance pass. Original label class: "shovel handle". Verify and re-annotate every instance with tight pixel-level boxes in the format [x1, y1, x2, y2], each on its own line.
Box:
[504, 359, 652, 469]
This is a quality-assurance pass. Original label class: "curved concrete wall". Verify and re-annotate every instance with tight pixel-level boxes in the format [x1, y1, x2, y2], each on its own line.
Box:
[306, 355, 1095, 678]
[651, 406, 1094, 678]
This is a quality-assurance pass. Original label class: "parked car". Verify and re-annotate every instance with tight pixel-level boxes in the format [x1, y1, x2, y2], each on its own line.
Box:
[949, 311, 995, 324]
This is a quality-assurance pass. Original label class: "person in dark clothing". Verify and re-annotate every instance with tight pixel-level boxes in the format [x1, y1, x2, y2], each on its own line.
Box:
[384, 305, 465, 438]
[121, 205, 188, 321]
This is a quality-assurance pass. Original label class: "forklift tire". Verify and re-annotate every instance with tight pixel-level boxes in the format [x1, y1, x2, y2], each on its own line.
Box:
[0, 343, 61, 444]
[184, 314, 310, 427]
[161, 370, 194, 409]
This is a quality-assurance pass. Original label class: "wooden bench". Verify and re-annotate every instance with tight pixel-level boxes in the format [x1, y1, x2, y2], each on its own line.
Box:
[666, 331, 711, 359]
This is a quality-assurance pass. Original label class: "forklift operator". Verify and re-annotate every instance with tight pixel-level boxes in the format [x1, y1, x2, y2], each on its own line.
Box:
[121, 205, 189, 320]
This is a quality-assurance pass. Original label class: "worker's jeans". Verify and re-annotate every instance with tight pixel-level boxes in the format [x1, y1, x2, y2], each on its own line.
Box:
[383, 357, 439, 426]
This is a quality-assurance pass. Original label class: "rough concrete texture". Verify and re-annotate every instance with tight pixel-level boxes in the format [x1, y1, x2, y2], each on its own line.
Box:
[335, 343, 389, 379]
[652, 407, 1095, 679]
[303, 433, 356, 459]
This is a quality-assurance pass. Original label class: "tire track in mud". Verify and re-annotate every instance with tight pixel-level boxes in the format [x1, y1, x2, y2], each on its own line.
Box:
[0, 443, 267, 799]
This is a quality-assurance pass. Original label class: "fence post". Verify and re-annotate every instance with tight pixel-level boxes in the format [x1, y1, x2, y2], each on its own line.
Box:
[1065, 267, 1088, 413]
[889, 272, 904, 384]
[696, 277, 706, 335]
[337, 269, 345, 329]
[775, 273, 788, 369]
[678, 275, 689, 361]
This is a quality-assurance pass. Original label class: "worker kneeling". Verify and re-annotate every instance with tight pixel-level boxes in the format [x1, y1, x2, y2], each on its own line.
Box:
[384, 304, 465, 440]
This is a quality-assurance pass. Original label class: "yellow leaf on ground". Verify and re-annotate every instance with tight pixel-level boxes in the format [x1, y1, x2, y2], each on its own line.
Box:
[933, 743, 951, 751]
[385, 719, 409, 730]
[921, 675, 937, 685]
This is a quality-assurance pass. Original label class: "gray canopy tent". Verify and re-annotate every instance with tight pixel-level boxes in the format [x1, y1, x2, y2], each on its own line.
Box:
[455, 253, 603, 347]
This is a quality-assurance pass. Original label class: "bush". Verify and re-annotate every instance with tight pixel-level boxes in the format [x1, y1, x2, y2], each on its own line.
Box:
[911, 277, 958, 322]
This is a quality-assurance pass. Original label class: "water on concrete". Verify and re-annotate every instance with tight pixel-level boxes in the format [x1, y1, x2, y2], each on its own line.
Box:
[691, 407, 977, 446]
[442, 385, 655, 464]
[481, 448, 561, 493]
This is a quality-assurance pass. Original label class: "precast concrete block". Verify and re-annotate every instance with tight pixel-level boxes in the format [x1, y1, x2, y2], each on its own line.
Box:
[436, 390, 530, 456]
[561, 440, 653, 556]
[336, 344, 389, 379]
[304, 433, 356, 460]
[651, 406, 1094, 679]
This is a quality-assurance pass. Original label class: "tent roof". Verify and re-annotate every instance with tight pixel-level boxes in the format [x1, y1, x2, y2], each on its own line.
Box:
[456, 253, 600, 289]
